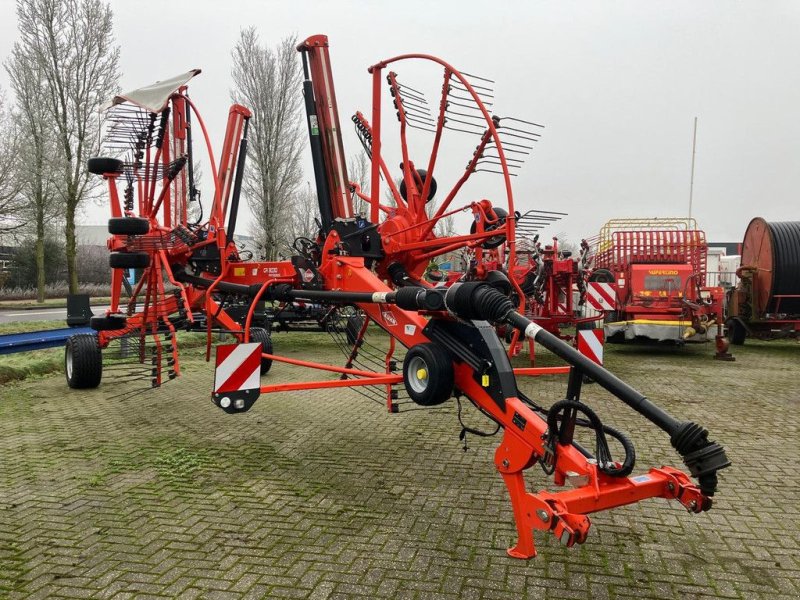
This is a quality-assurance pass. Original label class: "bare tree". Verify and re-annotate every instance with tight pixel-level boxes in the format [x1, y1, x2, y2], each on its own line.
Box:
[347, 152, 370, 217]
[5, 51, 64, 303]
[284, 182, 320, 255]
[13, 0, 120, 293]
[0, 90, 25, 235]
[231, 29, 304, 261]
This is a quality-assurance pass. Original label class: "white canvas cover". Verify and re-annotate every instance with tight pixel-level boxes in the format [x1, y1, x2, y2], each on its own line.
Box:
[109, 69, 201, 112]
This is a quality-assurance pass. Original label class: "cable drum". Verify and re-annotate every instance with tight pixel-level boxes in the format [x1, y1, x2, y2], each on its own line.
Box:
[741, 218, 800, 315]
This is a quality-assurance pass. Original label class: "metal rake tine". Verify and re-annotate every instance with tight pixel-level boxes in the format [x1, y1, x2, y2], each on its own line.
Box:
[487, 139, 534, 151]
[460, 71, 495, 84]
[498, 130, 540, 143]
[448, 92, 494, 107]
[446, 108, 487, 122]
[446, 124, 488, 136]
[451, 80, 494, 94]
[482, 154, 525, 164]
[406, 114, 437, 128]
[396, 81, 427, 98]
[403, 105, 435, 122]
[524, 209, 569, 216]
[407, 122, 438, 134]
[446, 116, 486, 130]
[499, 124, 542, 138]
[450, 82, 495, 99]
[447, 99, 487, 113]
[475, 168, 517, 176]
[477, 159, 522, 169]
[498, 115, 545, 128]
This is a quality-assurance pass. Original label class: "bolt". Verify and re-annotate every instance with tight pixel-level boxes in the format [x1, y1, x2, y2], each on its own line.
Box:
[688, 500, 698, 511]
[667, 482, 675, 492]
[536, 509, 550, 523]
[501, 459, 510, 469]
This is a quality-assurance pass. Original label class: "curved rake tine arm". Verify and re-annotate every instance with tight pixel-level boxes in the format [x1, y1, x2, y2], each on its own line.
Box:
[420, 129, 492, 239]
[147, 109, 171, 216]
[385, 72, 415, 215]
[352, 112, 404, 209]
[419, 69, 452, 209]
[370, 53, 516, 260]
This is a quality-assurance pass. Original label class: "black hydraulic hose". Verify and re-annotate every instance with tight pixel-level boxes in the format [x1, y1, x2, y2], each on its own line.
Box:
[511, 313, 681, 433]
[248, 279, 728, 494]
[300, 51, 335, 231]
[441, 281, 731, 496]
[546, 399, 636, 477]
[227, 118, 249, 241]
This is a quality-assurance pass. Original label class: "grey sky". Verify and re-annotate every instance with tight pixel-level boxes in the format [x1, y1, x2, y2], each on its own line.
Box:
[1, 0, 797, 244]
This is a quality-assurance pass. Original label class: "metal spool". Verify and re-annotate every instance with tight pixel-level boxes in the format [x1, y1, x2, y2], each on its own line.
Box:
[740, 217, 800, 315]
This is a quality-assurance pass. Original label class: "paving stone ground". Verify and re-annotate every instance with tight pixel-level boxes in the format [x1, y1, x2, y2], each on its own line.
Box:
[1, 332, 799, 599]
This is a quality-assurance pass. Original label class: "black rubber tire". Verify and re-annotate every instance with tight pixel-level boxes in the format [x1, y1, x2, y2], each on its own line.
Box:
[249, 327, 273, 374]
[109, 251, 150, 269]
[87, 157, 124, 176]
[402, 342, 454, 406]
[90, 314, 127, 331]
[345, 314, 365, 346]
[470, 207, 508, 249]
[399, 169, 437, 202]
[726, 318, 746, 346]
[589, 269, 615, 283]
[108, 217, 150, 235]
[65, 334, 102, 389]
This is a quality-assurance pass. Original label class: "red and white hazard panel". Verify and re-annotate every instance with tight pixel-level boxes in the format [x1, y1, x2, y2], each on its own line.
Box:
[586, 282, 617, 312]
[213, 342, 262, 413]
[577, 329, 604, 365]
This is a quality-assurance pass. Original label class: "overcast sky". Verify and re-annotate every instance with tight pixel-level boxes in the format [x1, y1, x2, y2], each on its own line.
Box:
[1, 0, 798, 244]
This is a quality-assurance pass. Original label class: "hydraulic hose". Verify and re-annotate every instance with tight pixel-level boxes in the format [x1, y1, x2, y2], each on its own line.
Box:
[442, 281, 731, 496]
[253, 278, 729, 495]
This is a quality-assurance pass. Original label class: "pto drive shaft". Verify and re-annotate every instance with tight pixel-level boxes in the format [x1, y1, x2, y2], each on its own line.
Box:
[265, 280, 731, 496]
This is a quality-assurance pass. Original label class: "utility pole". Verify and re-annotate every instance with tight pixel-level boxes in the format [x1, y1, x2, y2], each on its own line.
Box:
[689, 116, 698, 219]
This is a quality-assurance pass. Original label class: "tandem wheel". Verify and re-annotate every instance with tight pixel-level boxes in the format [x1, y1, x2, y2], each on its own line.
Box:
[65, 334, 103, 389]
[249, 327, 273, 374]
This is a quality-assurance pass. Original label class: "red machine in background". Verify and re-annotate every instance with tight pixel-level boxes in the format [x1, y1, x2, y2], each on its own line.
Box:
[726, 217, 800, 344]
[589, 218, 732, 359]
[65, 70, 288, 389]
[75, 35, 730, 558]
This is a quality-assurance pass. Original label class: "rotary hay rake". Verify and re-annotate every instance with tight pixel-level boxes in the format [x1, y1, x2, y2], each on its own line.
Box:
[71, 34, 730, 558]
[65, 69, 285, 391]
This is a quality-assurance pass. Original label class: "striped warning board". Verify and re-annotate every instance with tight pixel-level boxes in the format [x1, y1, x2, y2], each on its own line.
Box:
[213, 342, 262, 413]
[586, 282, 617, 311]
[577, 329, 604, 365]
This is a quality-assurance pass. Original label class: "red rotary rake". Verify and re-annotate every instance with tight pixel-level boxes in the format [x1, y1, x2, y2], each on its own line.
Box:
[72, 35, 730, 558]
[65, 70, 288, 390]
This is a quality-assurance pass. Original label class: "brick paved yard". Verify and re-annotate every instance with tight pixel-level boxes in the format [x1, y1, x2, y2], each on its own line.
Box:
[1, 333, 799, 599]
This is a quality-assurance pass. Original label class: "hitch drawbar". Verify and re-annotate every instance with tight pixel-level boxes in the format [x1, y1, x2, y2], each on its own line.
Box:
[255, 277, 730, 557]
[268, 280, 730, 497]
[443, 281, 732, 497]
